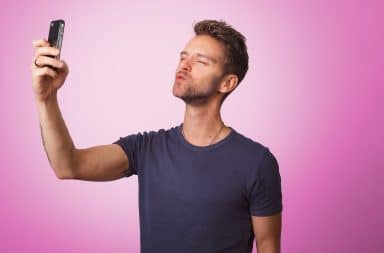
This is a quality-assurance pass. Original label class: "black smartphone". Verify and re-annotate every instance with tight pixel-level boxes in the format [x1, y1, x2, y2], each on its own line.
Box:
[48, 19, 65, 59]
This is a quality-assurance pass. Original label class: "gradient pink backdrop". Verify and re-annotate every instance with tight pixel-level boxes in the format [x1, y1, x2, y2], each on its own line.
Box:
[0, 0, 383, 252]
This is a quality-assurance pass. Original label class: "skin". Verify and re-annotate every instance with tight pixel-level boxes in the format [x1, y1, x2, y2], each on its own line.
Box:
[173, 34, 282, 252]
[252, 212, 282, 253]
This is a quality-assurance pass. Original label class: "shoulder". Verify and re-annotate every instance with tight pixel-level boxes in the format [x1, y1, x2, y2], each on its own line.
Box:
[231, 130, 270, 157]
[121, 124, 176, 137]
[229, 129, 279, 172]
[118, 125, 179, 144]
[139, 125, 178, 139]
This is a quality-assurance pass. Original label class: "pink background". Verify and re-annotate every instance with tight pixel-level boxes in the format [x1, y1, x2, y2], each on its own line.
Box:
[0, 0, 383, 252]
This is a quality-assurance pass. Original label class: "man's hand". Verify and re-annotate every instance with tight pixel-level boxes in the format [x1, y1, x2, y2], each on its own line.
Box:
[31, 38, 69, 103]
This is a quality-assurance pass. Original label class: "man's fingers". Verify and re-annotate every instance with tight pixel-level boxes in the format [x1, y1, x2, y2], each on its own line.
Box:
[34, 46, 60, 58]
[34, 55, 64, 69]
[33, 66, 58, 79]
[32, 38, 50, 48]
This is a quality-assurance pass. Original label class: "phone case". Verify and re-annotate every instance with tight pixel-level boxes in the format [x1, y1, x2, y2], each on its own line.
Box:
[48, 19, 65, 59]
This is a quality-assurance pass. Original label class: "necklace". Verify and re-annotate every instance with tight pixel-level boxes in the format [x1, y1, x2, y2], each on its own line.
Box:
[181, 123, 226, 146]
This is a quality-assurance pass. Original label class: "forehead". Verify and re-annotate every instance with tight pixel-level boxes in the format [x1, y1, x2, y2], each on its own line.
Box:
[182, 34, 225, 62]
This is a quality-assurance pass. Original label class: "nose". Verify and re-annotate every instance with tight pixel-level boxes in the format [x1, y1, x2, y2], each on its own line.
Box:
[179, 57, 192, 72]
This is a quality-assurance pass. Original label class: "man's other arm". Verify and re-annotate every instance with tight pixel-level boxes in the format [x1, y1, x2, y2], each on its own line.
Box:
[252, 212, 282, 253]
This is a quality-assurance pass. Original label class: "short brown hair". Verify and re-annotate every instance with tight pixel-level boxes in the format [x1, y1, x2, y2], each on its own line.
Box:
[193, 19, 249, 102]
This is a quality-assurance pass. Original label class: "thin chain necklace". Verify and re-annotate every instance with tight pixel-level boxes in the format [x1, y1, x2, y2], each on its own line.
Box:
[181, 123, 225, 146]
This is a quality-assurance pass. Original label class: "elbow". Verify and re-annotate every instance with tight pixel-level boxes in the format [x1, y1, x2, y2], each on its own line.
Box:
[53, 150, 77, 180]
[53, 167, 75, 180]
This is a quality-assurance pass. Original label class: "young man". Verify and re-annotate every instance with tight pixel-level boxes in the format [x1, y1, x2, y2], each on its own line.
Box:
[31, 20, 283, 253]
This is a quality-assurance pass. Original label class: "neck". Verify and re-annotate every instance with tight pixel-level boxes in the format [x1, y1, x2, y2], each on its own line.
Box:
[181, 100, 229, 146]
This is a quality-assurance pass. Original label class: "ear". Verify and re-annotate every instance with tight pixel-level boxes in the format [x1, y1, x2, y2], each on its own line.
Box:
[219, 74, 238, 95]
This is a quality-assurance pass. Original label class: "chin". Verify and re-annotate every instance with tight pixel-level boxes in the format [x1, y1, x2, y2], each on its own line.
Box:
[172, 81, 184, 98]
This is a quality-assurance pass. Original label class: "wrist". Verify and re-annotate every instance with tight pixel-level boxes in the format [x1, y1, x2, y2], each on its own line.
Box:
[36, 93, 58, 107]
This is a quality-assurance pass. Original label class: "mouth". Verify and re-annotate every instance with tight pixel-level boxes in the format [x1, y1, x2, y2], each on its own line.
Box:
[176, 75, 186, 81]
[176, 72, 188, 81]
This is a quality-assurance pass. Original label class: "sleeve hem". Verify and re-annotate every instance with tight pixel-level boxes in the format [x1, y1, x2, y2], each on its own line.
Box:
[113, 140, 137, 176]
[250, 205, 283, 217]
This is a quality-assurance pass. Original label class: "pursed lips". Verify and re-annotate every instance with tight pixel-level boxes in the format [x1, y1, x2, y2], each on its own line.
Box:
[176, 72, 188, 80]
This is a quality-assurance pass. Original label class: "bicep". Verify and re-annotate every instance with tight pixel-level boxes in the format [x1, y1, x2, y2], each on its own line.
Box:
[71, 144, 130, 181]
[252, 212, 282, 252]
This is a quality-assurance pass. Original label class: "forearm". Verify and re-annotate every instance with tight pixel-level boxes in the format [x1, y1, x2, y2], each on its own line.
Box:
[36, 93, 76, 178]
[256, 239, 280, 253]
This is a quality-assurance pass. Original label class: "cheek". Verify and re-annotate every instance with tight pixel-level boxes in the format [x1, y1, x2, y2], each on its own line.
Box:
[195, 68, 221, 82]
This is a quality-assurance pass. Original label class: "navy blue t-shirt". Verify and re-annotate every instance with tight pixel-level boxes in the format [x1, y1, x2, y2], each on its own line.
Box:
[113, 124, 283, 253]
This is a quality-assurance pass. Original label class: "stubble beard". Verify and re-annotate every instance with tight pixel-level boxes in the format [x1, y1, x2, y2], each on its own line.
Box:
[173, 75, 223, 106]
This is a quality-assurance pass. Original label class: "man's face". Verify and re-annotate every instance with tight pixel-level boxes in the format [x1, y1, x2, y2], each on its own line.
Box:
[172, 34, 226, 106]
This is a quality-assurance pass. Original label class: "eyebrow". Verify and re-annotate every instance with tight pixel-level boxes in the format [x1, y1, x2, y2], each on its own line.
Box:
[179, 51, 217, 64]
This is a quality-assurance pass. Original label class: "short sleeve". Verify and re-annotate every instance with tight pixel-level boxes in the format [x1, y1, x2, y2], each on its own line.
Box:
[248, 148, 283, 216]
[112, 132, 149, 177]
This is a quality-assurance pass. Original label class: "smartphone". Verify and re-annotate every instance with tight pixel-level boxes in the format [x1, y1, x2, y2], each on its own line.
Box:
[48, 19, 65, 60]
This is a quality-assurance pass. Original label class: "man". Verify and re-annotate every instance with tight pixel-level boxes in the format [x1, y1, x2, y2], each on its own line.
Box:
[31, 19, 283, 253]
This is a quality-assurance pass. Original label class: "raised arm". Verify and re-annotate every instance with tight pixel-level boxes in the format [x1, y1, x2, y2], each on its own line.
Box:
[31, 38, 130, 181]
